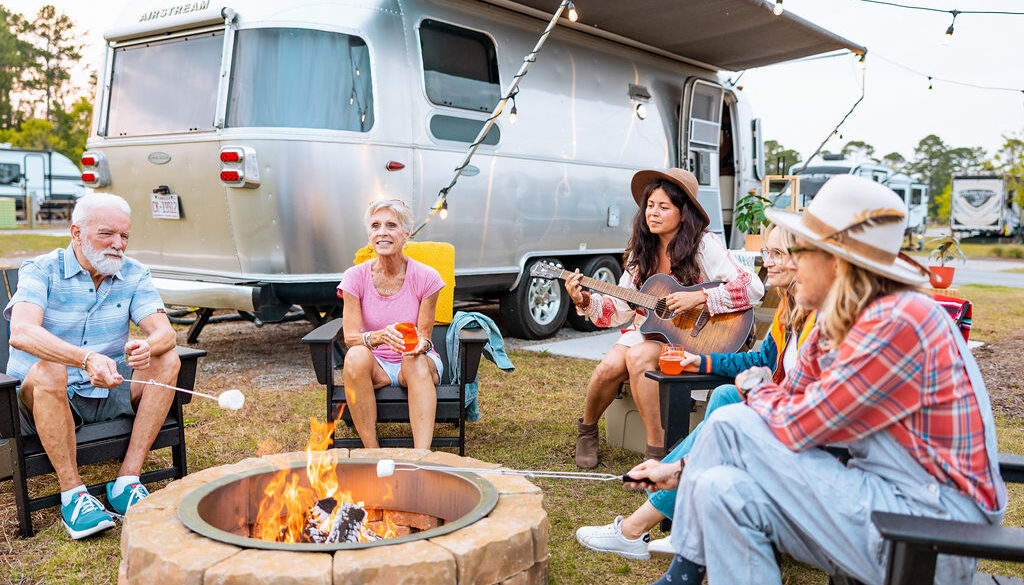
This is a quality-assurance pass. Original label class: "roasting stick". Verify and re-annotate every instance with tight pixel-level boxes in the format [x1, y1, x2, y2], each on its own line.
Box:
[135, 379, 246, 410]
[375, 459, 656, 487]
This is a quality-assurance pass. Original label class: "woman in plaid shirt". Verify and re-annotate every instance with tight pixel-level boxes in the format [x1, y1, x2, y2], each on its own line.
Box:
[628, 175, 1006, 585]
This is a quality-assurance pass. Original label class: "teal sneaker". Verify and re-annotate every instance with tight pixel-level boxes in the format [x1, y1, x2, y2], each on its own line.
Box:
[61, 490, 115, 539]
[106, 481, 150, 517]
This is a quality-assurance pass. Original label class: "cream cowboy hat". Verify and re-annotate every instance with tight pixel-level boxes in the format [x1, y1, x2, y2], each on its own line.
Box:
[630, 168, 710, 224]
[764, 174, 930, 286]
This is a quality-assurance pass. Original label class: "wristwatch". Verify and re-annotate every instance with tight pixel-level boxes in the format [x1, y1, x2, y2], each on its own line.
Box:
[738, 368, 771, 398]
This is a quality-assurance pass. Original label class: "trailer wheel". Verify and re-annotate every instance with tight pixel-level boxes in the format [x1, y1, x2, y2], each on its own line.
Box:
[499, 258, 570, 340]
[566, 255, 623, 332]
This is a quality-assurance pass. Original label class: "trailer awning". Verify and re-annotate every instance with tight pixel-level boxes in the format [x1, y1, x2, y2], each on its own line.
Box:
[481, 0, 866, 71]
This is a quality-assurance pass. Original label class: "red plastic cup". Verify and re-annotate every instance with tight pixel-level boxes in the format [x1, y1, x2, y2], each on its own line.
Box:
[659, 344, 685, 375]
[395, 322, 418, 352]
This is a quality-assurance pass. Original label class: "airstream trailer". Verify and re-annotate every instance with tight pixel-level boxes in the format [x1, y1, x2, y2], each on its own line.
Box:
[788, 156, 928, 249]
[85, 0, 862, 339]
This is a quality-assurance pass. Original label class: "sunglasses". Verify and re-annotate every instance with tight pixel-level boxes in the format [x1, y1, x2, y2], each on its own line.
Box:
[786, 246, 819, 259]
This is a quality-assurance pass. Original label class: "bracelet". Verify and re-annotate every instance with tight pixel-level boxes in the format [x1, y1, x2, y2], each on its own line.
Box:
[82, 350, 95, 371]
[423, 339, 433, 353]
[578, 290, 591, 311]
[362, 332, 372, 349]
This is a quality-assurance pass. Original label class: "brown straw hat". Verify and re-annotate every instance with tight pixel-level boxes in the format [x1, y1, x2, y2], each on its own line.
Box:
[630, 168, 709, 224]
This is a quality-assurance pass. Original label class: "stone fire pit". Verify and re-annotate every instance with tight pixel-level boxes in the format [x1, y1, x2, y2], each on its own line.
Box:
[118, 448, 549, 585]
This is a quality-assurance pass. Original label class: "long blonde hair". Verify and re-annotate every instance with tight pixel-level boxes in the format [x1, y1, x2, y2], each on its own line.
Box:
[819, 257, 913, 347]
[764, 224, 811, 332]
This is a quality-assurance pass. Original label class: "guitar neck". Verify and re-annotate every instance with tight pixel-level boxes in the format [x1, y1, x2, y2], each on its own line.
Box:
[555, 269, 659, 309]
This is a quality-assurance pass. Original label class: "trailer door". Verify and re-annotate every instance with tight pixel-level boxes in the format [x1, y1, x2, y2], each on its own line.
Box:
[680, 79, 725, 239]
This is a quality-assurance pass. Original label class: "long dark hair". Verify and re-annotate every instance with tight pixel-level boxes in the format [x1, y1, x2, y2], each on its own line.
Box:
[625, 179, 709, 286]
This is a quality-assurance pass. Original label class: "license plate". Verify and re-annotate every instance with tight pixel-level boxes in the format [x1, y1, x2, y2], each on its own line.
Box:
[150, 193, 181, 219]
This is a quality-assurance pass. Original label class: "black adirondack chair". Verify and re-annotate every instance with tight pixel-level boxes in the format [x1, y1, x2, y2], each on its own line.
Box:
[0, 267, 206, 537]
[303, 319, 487, 454]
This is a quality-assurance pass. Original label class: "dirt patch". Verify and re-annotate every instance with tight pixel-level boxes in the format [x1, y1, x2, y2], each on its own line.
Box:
[975, 332, 1024, 419]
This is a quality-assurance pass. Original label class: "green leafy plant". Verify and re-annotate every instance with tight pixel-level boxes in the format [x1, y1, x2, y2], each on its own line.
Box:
[926, 233, 967, 267]
[733, 192, 773, 234]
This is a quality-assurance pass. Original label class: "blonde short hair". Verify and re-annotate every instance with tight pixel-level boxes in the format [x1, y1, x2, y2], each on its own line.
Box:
[365, 199, 414, 232]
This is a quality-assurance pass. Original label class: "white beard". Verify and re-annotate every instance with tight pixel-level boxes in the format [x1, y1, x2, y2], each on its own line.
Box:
[82, 238, 125, 276]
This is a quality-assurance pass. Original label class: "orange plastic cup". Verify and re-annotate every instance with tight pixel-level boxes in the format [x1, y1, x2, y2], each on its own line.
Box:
[659, 344, 685, 375]
[395, 322, 418, 352]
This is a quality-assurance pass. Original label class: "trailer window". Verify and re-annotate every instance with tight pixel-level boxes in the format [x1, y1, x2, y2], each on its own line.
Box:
[0, 163, 20, 185]
[227, 28, 373, 131]
[419, 20, 500, 112]
[106, 32, 222, 136]
[911, 187, 924, 206]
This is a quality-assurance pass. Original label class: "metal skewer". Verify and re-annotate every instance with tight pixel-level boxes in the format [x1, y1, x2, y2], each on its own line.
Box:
[136, 379, 245, 410]
[375, 459, 655, 487]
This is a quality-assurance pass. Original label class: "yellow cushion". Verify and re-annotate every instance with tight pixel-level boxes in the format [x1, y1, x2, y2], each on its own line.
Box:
[353, 241, 455, 325]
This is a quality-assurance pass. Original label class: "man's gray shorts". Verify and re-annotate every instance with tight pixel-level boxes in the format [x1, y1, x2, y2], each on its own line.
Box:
[16, 361, 135, 435]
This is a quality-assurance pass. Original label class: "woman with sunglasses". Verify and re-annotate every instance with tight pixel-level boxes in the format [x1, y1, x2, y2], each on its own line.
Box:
[336, 199, 445, 449]
[575, 223, 817, 560]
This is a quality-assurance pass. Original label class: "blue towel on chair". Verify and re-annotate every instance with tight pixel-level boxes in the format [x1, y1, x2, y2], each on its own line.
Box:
[445, 311, 514, 422]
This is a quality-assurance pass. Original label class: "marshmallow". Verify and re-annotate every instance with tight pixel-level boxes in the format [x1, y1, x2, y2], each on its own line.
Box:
[376, 459, 396, 478]
[218, 390, 245, 410]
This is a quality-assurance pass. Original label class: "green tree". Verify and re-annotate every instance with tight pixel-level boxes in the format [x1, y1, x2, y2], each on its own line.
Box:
[0, 6, 36, 129]
[25, 4, 82, 121]
[52, 96, 92, 162]
[764, 139, 802, 175]
[991, 133, 1024, 209]
[9, 117, 57, 150]
[841, 139, 876, 161]
[934, 182, 952, 222]
[906, 135, 988, 219]
[881, 151, 907, 172]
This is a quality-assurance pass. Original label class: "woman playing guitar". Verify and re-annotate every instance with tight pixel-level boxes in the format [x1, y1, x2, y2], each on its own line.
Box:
[565, 168, 764, 469]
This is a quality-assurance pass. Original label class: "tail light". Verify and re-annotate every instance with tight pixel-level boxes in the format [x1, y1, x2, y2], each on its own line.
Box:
[218, 146, 260, 188]
[80, 151, 110, 187]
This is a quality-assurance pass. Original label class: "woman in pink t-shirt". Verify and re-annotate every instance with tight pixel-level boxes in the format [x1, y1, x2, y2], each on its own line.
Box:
[337, 199, 445, 449]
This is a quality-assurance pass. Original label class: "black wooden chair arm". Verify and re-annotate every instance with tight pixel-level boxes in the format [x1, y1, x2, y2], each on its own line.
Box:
[173, 345, 206, 405]
[872, 511, 1024, 563]
[0, 373, 19, 440]
[457, 328, 489, 383]
[302, 318, 346, 385]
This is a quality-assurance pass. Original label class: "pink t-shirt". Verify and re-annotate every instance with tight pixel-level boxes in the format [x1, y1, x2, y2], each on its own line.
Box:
[338, 258, 445, 363]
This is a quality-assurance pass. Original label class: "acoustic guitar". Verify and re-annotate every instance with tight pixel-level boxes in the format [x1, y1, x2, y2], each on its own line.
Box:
[530, 263, 753, 354]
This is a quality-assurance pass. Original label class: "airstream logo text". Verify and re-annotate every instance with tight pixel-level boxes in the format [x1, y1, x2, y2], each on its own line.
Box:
[139, 1, 210, 22]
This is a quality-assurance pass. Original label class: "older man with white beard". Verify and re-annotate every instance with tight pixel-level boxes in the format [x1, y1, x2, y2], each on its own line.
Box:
[4, 192, 180, 539]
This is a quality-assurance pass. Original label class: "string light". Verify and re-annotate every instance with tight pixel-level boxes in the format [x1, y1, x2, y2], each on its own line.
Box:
[858, 52, 866, 71]
[943, 10, 958, 45]
[567, 1, 578, 22]
[509, 92, 518, 125]
[439, 199, 448, 220]
[773, 0, 784, 16]
[928, 76, 933, 90]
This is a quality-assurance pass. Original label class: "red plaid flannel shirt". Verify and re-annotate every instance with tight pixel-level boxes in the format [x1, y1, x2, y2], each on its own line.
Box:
[746, 292, 997, 511]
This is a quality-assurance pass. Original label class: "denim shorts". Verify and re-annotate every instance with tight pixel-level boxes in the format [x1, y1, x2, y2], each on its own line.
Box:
[17, 361, 135, 435]
[376, 352, 444, 386]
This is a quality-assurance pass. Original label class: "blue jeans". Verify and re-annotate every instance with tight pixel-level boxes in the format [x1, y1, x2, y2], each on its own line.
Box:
[648, 384, 742, 518]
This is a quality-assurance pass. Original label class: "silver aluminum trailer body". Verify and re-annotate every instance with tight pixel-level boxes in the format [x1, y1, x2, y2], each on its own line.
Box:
[951, 175, 1010, 237]
[87, 0, 862, 338]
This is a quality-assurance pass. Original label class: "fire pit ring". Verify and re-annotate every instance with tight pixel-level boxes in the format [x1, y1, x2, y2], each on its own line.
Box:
[177, 458, 499, 551]
[118, 449, 550, 585]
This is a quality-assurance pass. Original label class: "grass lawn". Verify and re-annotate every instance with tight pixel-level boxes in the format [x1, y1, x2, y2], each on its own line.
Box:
[911, 242, 1024, 261]
[0, 234, 69, 256]
[1, 286, 1023, 583]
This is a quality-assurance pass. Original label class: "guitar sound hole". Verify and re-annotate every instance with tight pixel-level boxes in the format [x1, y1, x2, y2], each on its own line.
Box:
[654, 298, 673, 319]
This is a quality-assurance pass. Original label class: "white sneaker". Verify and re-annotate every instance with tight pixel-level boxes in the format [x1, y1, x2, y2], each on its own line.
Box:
[575, 516, 650, 560]
[647, 536, 674, 558]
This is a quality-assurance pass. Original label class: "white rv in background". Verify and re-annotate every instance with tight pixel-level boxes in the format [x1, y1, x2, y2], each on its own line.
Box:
[85, 0, 863, 339]
[788, 155, 929, 248]
[0, 144, 86, 220]
[951, 175, 1020, 238]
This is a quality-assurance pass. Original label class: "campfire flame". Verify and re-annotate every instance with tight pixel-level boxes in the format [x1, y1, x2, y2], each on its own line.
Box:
[254, 415, 398, 543]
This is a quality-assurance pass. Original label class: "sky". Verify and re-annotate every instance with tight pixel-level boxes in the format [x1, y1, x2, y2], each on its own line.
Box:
[5, 0, 1023, 164]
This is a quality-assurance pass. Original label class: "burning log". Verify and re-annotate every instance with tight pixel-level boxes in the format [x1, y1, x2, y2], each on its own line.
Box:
[302, 498, 367, 544]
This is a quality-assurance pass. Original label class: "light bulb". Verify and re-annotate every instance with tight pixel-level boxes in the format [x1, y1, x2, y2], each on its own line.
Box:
[567, 1, 579, 22]
[439, 200, 448, 220]
[928, 76, 933, 91]
[943, 25, 954, 46]
[509, 104, 518, 125]
[858, 54, 866, 71]
[773, 0, 784, 16]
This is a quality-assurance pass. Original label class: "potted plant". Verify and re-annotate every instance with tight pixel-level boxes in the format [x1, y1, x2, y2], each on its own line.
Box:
[733, 191, 773, 251]
[925, 233, 966, 289]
